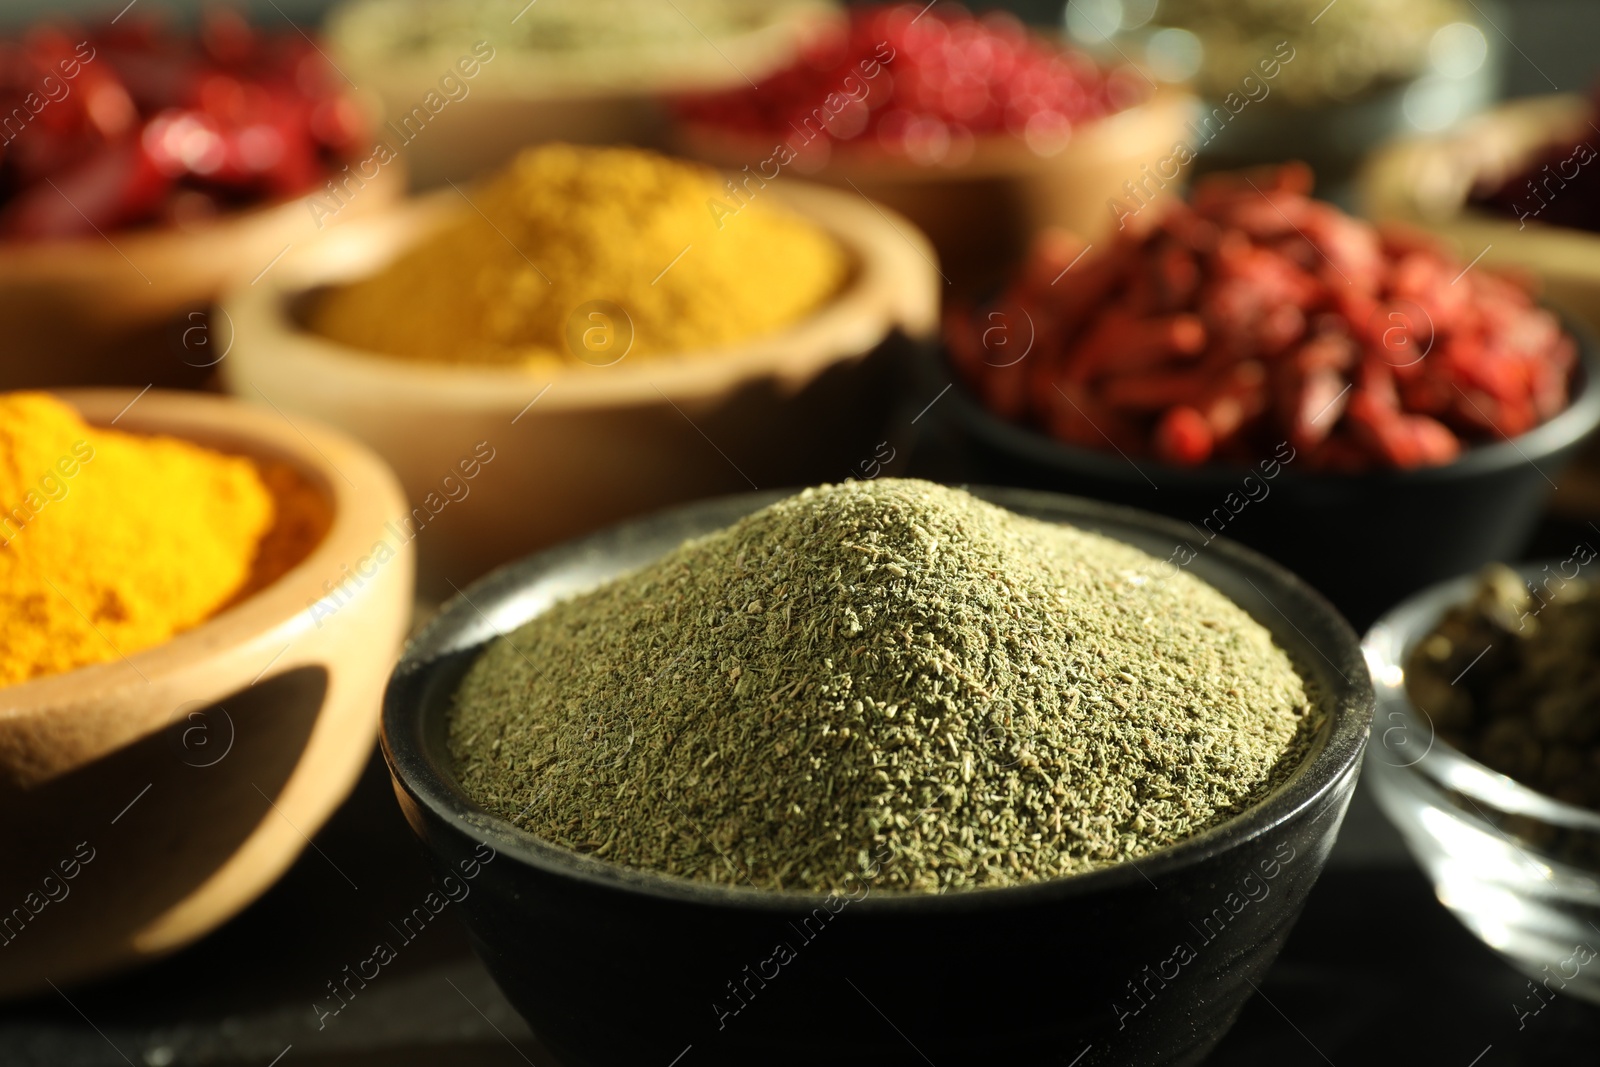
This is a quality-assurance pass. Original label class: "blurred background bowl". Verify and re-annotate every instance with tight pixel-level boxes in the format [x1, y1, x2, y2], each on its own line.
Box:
[1361, 93, 1600, 331]
[1075, 0, 1502, 206]
[0, 389, 412, 996]
[916, 326, 1600, 629]
[1362, 94, 1600, 519]
[1363, 562, 1600, 1004]
[220, 177, 939, 598]
[676, 90, 1197, 295]
[1186, 69, 1499, 205]
[0, 162, 404, 394]
[382, 486, 1373, 1067]
[327, 0, 838, 188]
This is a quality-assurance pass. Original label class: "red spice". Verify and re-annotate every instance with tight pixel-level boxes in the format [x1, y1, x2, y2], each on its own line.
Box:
[676, 3, 1149, 166]
[0, 9, 366, 238]
[949, 163, 1579, 471]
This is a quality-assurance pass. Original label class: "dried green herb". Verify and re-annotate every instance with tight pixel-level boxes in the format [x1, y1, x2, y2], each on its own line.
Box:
[449, 479, 1317, 893]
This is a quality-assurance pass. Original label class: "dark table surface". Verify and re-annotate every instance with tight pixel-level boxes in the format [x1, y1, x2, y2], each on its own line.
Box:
[15, 0, 1600, 1026]
[3, 748, 1596, 1067]
[5, 422, 1600, 1067]
[6, 0, 1600, 1058]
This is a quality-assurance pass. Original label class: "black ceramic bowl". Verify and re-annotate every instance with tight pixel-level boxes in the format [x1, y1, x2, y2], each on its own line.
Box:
[381, 488, 1374, 1067]
[926, 336, 1600, 630]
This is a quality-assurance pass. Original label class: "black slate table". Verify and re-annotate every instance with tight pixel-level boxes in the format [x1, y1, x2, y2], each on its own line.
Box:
[3, 751, 1596, 1066]
[3, 467, 1598, 1065]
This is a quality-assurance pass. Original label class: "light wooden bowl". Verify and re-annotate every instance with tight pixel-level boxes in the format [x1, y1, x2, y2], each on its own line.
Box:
[219, 178, 938, 597]
[0, 389, 413, 997]
[326, 0, 837, 188]
[0, 162, 404, 392]
[1360, 94, 1600, 331]
[676, 91, 1197, 295]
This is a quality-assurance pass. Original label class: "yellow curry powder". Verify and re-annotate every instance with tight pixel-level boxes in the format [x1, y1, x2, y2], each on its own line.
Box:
[0, 392, 277, 688]
[311, 144, 849, 367]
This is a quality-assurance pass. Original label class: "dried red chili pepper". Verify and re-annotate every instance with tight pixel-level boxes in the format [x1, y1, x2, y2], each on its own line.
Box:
[950, 163, 1579, 472]
[0, 9, 365, 239]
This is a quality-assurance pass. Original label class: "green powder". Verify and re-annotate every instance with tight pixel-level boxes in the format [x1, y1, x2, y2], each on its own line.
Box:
[449, 479, 1318, 893]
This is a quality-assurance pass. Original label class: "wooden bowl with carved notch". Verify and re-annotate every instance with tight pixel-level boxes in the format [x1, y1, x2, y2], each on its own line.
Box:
[0, 388, 412, 997]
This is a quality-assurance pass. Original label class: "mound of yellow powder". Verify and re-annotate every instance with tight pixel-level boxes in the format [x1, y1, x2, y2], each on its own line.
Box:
[311, 144, 849, 367]
[0, 392, 276, 688]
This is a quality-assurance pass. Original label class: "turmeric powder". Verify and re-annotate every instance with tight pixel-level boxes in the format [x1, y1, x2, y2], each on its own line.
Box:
[235, 460, 334, 603]
[311, 144, 849, 367]
[0, 392, 278, 688]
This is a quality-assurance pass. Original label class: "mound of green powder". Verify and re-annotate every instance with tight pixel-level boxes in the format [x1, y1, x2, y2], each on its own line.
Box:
[449, 479, 1318, 893]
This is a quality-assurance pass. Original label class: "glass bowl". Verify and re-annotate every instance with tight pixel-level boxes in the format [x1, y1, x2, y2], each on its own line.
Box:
[1363, 564, 1600, 1003]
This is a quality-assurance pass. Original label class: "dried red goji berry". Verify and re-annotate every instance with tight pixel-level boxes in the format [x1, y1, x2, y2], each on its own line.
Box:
[948, 162, 1575, 472]
[1154, 406, 1213, 465]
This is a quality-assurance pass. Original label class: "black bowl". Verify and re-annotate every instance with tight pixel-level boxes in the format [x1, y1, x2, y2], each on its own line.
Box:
[925, 334, 1600, 631]
[381, 488, 1374, 1067]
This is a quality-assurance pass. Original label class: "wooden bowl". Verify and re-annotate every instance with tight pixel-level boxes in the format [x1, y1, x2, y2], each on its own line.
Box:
[1360, 94, 1599, 330]
[326, 0, 837, 188]
[0, 389, 413, 997]
[675, 91, 1197, 295]
[218, 178, 938, 597]
[0, 162, 404, 392]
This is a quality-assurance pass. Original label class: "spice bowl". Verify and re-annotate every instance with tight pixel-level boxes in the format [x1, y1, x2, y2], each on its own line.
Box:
[919, 330, 1600, 631]
[220, 177, 938, 598]
[1132, 26, 1499, 205]
[1360, 94, 1600, 520]
[1360, 94, 1600, 334]
[675, 90, 1196, 295]
[325, 0, 837, 188]
[0, 161, 405, 393]
[1364, 565, 1600, 1003]
[382, 487, 1373, 1067]
[0, 389, 412, 997]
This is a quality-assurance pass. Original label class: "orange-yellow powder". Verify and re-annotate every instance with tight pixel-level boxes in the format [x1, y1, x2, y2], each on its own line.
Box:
[0, 392, 276, 687]
[310, 143, 849, 367]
